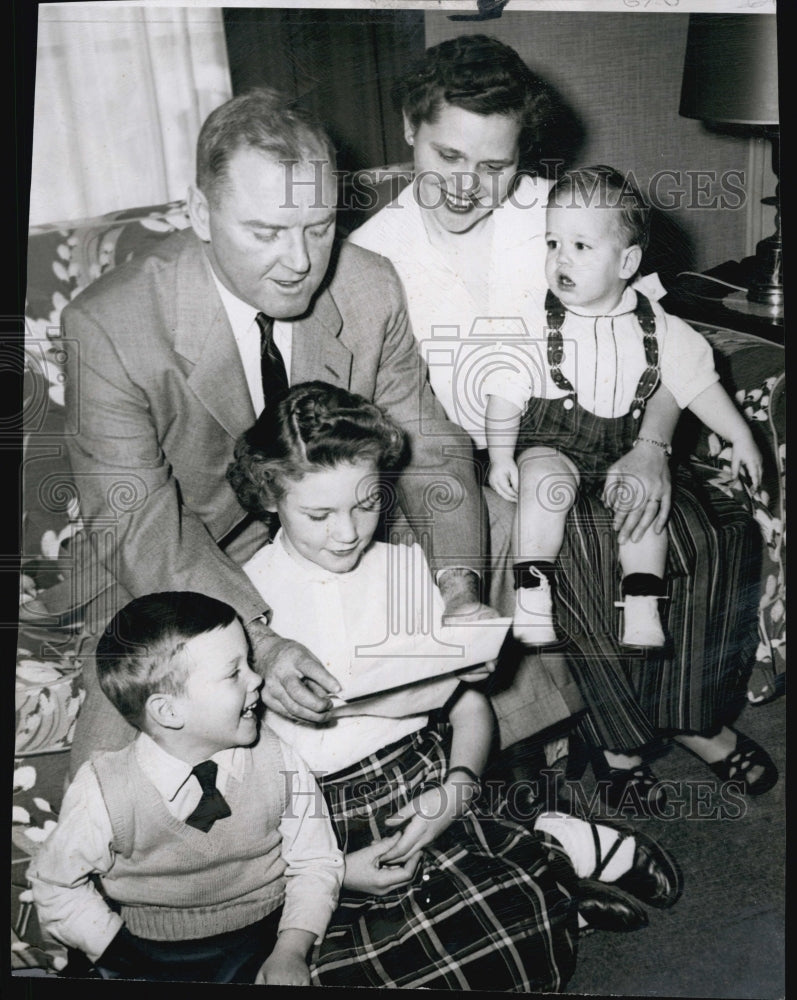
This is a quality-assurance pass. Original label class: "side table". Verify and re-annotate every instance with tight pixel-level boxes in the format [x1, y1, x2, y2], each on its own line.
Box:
[661, 257, 784, 346]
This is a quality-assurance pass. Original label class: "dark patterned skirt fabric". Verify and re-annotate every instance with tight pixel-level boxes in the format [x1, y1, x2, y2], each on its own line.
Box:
[557, 467, 761, 751]
[310, 727, 579, 992]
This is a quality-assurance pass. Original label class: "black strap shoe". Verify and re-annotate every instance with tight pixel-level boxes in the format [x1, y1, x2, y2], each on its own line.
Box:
[590, 821, 683, 909]
[575, 879, 649, 933]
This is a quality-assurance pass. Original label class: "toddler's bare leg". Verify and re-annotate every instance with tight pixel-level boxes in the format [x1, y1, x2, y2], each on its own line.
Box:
[514, 448, 580, 559]
[512, 448, 579, 646]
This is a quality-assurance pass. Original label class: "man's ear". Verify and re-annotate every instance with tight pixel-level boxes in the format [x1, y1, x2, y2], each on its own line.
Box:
[187, 184, 211, 243]
[401, 111, 416, 147]
[619, 244, 643, 281]
[145, 693, 184, 731]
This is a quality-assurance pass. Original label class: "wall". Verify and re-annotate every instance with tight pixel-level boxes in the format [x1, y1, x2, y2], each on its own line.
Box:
[425, 10, 772, 278]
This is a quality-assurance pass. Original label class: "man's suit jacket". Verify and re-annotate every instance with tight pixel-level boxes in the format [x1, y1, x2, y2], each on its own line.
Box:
[62, 228, 485, 623]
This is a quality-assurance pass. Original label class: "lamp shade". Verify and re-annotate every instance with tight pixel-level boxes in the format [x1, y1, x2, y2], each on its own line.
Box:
[680, 14, 779, 125]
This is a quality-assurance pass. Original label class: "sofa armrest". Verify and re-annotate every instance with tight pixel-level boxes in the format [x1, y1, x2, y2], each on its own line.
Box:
[678, 325, 785, 703]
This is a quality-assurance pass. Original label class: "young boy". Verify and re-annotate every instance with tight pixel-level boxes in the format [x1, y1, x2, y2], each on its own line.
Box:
[485, 165, 762, 648]
[26, 591, 344, 984]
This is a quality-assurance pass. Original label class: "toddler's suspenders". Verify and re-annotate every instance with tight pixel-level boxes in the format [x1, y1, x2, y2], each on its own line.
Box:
[544, 289, 661, 418]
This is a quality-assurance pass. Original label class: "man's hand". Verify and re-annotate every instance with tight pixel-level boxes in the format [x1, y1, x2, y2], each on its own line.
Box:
[342, 835, 422, 895]
[246, 617, 341, 724]
[437, 567, 500, 624]
[603, 442, 671, 545]
[256, 929, 315, 986]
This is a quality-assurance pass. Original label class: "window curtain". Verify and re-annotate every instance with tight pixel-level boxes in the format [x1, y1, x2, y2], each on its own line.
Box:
[29, 5, 232, 226]
[222, 8, 425, 174]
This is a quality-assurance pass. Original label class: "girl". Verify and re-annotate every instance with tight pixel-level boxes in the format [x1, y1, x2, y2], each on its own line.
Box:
[226, 380, 682, 992]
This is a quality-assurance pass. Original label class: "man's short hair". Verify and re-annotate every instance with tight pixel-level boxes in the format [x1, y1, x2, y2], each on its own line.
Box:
[196, 87, 337, 203]
[96, 592, 238, 730]
[548, 164, 651, 251]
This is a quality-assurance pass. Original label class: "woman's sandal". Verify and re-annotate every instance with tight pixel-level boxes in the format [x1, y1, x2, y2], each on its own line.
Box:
[680, 729, 778, 796]
[590, 752, 668, 818]
[562, 735, 666, 818]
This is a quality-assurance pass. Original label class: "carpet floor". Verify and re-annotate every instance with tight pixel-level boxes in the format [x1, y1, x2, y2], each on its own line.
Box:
[563, 697, 786, 1000]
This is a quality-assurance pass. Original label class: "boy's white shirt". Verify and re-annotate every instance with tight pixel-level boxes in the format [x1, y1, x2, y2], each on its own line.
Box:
[26, 732, 343, 963]
[482, 286, 720, 418]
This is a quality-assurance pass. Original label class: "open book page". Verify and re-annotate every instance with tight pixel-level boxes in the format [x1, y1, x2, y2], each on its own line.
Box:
[329, 618, 512, 708]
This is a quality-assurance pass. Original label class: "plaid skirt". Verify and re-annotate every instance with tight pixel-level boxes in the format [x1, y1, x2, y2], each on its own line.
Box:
[310, 726, 579, 992]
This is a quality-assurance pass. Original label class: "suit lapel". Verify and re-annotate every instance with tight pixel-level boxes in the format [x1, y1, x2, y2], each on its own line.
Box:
[291, 287, 352, 388]
[173, 235, 256, 438]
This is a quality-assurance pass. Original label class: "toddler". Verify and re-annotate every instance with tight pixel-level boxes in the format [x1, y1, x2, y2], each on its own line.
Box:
[485, 165, 762, 647]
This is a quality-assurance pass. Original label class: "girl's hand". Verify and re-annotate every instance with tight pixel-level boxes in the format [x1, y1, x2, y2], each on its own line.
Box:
[731, 434, 763, 492]
[343, 835, 422, 895]
[487, 457, 519, 503]
[379, 782, 470, 864]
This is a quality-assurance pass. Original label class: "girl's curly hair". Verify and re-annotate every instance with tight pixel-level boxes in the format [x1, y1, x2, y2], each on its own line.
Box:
[227, 381, 409, 522]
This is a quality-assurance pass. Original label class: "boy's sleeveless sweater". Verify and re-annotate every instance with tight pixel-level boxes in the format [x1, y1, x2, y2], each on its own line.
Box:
[90, 728, 289, 941]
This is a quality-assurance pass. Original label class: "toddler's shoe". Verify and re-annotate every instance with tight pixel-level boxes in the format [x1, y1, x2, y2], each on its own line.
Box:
[513, 571, 557, 646]
[616, 595, 665, 647]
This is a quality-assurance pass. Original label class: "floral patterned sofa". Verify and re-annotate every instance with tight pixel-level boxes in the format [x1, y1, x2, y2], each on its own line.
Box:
[13, 198, 786, 975]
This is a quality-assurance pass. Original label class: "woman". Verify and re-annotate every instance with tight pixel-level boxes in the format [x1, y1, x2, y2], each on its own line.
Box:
[348, 34, 776, 812]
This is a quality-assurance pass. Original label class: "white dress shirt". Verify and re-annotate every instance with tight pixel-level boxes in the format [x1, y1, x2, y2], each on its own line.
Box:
[211, 271, 293, 415]
[482, 286, 720, 418]
[349, 174, 552, 448]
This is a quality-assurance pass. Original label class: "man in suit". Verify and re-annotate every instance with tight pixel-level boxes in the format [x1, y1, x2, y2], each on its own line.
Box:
[63, 89, 503, 775]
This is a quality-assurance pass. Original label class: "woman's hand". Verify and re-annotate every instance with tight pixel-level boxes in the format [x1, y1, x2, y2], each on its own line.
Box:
[487, 457, 519, 503]
[603, 442, 671, 545]
[379, 781, 472, 865]
[246, 618, 341, 724]
[343, 835, 422, 895]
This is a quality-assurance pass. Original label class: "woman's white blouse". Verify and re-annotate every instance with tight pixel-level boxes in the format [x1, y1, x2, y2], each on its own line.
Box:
[349, 174, 552, 448]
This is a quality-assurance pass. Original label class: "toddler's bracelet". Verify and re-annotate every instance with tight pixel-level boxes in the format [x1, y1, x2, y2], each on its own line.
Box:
[633, 436, 672, 457]
[445, 765, 482, 791]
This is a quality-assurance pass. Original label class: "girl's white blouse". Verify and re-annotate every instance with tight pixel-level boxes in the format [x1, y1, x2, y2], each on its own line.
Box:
[243, 533, 446, 774]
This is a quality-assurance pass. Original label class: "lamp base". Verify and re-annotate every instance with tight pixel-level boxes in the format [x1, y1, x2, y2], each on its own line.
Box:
[747, 233, 783, 310]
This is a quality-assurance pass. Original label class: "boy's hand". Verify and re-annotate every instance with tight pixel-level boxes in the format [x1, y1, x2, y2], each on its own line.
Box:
[487, 457, 519, 503]
[256, 929, 314, 986]
[343, 835, 422, 895]
[731, 433, 763, 492]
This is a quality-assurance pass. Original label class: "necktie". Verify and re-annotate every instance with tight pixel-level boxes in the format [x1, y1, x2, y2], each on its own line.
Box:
[256, 312, 289, 405]
[184, 760, 232, 832]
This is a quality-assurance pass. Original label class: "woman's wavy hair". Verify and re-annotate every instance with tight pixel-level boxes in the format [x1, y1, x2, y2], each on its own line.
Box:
[394, 34, 552, 165]
[227, 381, 409, 523]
